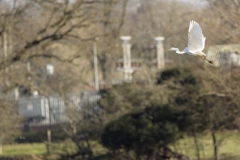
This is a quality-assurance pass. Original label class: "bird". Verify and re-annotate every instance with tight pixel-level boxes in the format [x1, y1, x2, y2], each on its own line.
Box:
[169, 20, 213, 64]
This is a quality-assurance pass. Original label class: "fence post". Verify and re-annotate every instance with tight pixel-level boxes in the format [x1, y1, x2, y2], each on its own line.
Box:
[0, 142, 2, 155]
[47, 129, 51, 154]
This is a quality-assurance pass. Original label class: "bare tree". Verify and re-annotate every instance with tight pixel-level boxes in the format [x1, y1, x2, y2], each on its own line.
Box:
[0, 97, 21, 155]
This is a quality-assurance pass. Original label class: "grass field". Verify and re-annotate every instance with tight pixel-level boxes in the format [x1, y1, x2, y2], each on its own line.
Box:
[1, 131, 240, 160]
[172, 130, 240, 160]
[2, 143, 46, 156]
[1, 140, 107, 157]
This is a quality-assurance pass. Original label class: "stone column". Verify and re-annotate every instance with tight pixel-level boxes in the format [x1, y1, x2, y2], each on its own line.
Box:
[120, 36, 133, 81]
[93, 37, 99, 91]
[155, 37, 165, 70]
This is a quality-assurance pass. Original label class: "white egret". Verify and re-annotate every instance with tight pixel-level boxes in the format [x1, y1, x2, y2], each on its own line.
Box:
[170, 20, 213, 64]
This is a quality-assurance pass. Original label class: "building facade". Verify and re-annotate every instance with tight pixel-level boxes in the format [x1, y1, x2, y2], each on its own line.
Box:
[18, 92, 102, 128]
[206, 44, 240, 70]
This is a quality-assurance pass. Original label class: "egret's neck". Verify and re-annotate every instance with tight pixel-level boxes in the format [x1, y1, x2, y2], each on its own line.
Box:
[170, 48, 185, 54]
[177, 50, 186, 54]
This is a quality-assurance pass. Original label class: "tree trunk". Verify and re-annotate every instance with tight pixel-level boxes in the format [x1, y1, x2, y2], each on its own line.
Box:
[0, 142, 2, 155]
[192, 130, 200, 160]
[86, 136, 93, 160]
[211, 129, 218, 160]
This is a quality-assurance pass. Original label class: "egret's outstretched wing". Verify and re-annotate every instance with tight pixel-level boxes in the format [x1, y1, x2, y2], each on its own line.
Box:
[188, 20, 205, 52]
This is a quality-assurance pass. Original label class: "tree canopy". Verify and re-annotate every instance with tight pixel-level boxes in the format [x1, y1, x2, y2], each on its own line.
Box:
[102, 104, 188, 158]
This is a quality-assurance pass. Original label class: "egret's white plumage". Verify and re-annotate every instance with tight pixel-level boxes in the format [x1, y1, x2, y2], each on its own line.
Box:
[170, 20, 213, 64]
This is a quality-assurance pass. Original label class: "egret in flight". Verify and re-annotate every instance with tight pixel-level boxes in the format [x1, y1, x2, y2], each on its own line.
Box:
[170, 20, 213, 64]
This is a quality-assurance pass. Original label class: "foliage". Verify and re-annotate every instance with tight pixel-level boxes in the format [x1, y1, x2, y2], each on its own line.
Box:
[157, 66, 239, 132]
[98, 83, 165, 124]
[156, 66, 240, 160]
[101, 103, 190, 158]
[100, 65, 240, 160]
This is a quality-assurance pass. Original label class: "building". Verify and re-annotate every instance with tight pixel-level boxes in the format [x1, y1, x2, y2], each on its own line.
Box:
[206, 44, 240, 70]
[18, 92, 102, 129]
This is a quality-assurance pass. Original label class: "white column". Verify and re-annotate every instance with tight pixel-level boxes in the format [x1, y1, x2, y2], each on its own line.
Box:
[155, 37, 165, 70]
[120, 36, 133, 81]
[14, 87, 19, 100]
[93, 37, 99, 91]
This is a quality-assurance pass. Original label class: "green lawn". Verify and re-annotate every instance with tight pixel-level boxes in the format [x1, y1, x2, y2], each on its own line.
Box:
[2, 143, 46, 156]
[171, 130, 240, 160]
[1, 131, 240, 160]
[1, 141, 107, 157]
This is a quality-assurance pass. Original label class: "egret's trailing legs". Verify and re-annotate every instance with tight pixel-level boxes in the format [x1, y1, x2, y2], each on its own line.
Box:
[200, 55, 213, 64]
